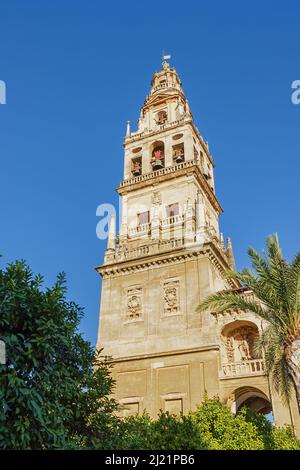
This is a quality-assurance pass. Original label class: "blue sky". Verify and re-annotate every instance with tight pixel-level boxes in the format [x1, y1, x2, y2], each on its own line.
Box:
[1, 1, 299, 347]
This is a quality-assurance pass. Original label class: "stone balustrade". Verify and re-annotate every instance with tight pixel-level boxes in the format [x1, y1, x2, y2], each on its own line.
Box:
[109, 232, 228, 265]
[162, 214, 185, 226]
[120, 159, 196, 188]
[128, 223, 151, 236]
[116, 238, 184, 263]
[118, 245, 150, 261]
[220, 359, 265, 378]
[151, 83, 167, 92]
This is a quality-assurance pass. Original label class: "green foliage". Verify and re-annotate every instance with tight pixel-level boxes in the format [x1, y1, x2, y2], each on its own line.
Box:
[197, 234, 300, 407]
[118, 399, 300, 450]
[243, 407, 300, 450]
[0, 260, 119, 449]
[118, 412, 206, 450]
[191, 399, 264, 450]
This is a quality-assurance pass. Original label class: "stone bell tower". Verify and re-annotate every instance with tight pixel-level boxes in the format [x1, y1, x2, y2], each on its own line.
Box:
[96, 59, 300, 433]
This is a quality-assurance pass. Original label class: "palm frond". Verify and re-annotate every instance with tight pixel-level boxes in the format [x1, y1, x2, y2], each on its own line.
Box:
[290, 251, 300, 323]
[197, 291, 272, 324]
[197, 234, 300, 409]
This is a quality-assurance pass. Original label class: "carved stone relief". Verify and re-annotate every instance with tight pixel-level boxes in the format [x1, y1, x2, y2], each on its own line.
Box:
[222, 325, 257, 363]
[163, 280, 180, 314]
[127, 287, 142, 320]
[151, 190, 161, 206]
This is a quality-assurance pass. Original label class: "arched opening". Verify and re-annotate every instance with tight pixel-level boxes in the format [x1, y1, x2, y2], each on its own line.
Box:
[156, 110, 167, 125]
[230, 386, 273, 421]
[221, 320, 260, 363]
[172, 142, 185, 164]
[151, 141, 165, 170]
[131, 157, 142, 176]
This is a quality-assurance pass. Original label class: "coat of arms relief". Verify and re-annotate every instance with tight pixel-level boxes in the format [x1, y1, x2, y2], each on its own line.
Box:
[163, 280, 180, 314]
[127, 287, 142, 320]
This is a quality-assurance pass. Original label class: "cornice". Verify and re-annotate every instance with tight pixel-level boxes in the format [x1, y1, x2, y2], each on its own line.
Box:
[143, 89, 186, 110]
[98, 344, 220, 364]
[95, 240, 237, 287]
[124, 117, 193, 146]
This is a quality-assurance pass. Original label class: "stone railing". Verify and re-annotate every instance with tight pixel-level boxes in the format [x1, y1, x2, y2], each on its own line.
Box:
[105, 231, 227, 264]
[120, 159, 196, 188]
[154, 238, 184, 251]
[220, 359, 265, 378]
[117, 245, 150, 261]
[113, 238, 185, 263]
[128, 223, 151, 236]
[151, 83, 167, 92]
[162, 214, 185, 226]
[240, 290, 257, 304]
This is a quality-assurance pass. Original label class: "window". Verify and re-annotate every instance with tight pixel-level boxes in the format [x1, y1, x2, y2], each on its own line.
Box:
[156, 110, 167, 125]
[166, 203, 179, 218]
[138, 211, 149, 225]
[151, 142, 165, 170]
[131, 157, 142, 176]
[172, 143, 184, 163]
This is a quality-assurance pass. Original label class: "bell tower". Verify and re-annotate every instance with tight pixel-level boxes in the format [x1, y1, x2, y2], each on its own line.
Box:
[96, 59, 299, 428]
[97, 57, 236, 416]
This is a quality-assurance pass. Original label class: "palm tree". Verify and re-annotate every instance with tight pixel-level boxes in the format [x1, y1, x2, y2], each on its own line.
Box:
[197, 234, 300, 411]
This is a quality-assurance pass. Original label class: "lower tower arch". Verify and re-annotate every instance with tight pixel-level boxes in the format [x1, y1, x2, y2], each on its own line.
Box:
[230, 386, 272, 416]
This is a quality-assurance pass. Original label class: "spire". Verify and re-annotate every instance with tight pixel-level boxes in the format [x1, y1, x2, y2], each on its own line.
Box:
[126, 120, 131, 137]
[107, 215, 116, 252]
[227, 237, 235, 271]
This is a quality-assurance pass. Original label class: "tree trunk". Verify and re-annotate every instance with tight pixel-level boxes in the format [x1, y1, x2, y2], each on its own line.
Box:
[286, 339, 300, 413]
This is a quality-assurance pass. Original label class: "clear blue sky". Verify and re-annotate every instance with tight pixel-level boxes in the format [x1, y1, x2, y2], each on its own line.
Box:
[1, 1, 299, 347]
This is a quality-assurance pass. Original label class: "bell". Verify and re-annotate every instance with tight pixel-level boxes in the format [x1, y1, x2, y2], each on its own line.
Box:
[175, 154, 184, 163]
[132, 162, 141, 176]
[152, 159, 164, 170]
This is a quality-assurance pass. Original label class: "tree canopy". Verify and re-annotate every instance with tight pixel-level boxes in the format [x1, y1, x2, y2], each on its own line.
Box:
[0, 260, 118, 449]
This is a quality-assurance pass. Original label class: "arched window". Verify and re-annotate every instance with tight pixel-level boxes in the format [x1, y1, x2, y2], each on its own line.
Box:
[151, 141, 165, 170]
[221, 320, 260, 363]
[230, 387, 272, 416]
[131, 157, 142, 176]
[172, 143, 185, 163]
[156, 110, 167, 125]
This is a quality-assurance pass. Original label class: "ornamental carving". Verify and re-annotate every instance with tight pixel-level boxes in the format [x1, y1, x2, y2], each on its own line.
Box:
[151, 190, 161, 205]
[222, 325, 257, 363]
[163, 280, 179, 314]
[127, 287, 142, 320]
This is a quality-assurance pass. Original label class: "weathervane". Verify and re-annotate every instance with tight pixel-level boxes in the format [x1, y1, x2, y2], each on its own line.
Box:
[161, 51, 171, 70]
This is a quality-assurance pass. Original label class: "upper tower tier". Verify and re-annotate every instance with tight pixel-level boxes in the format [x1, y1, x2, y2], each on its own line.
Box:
[121, 59, 216, 196]
[138, 59, 190, 133]
[102, 59, 234, 271]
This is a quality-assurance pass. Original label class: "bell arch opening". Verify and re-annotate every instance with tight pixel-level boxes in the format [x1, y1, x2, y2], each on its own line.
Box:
[151, 141, 165, 170]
